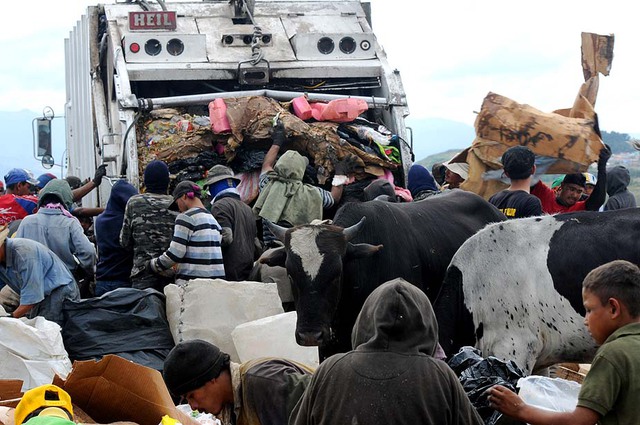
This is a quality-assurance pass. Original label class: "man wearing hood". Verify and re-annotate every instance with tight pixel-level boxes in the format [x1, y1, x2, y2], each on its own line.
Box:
[253, 119, 356, 247]
[16, 179, 96, 278]
[408, 164, 441, 201]
[94, 180, 138, 296]
[290, 278, 483, 425]
[604, 165, 636, 211]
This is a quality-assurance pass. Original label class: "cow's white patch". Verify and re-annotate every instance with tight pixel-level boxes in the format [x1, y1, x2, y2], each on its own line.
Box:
[452, 216, 596, 373]
[290, 227, 325, 280]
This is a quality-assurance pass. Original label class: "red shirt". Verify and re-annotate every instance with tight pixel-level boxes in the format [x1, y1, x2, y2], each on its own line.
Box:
[531, 181, 586, 214]
[0, 194, 38, 225]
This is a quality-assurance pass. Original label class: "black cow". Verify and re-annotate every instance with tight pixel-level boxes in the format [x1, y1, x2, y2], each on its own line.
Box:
[262, 190, 506, 358]
[434, 208, 640, 374]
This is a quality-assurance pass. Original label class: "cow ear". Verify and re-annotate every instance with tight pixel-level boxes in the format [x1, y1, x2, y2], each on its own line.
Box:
[259, 246, 287, 267]
[346, 243, 383, 259]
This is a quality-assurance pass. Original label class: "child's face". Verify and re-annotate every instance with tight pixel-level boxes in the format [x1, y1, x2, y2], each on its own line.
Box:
[583, 288, 616, 345]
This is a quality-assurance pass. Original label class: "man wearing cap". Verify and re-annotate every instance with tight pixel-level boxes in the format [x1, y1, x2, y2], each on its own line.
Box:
[148, 181, 225, 283]
[531, 145, 611, 214]
[0, 168, 39, 226]
[442, 161, 469, 190]
[16, 179, 96, 279]
[488, 146, 542, 219]
[204, 165, 258, 281]
[0, 225, 80, 325]
[35, 173, 58, 193]
[120, 160, 177, 291]
[581, 172, 597, 200]
[163, 339, 313, 425]
[14, 384, 75, 425]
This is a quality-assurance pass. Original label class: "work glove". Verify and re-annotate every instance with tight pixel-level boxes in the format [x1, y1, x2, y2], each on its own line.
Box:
[598, 144, 612, 171]
[92, 164, 107, 186]
[334, 154, 360, 176]
[271, 119, 286, 147]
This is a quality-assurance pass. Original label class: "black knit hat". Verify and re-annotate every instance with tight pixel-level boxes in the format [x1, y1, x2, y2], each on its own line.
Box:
[562, 173, 587, 188]
[163, 340, 230, 396]
[144, 160, 170, 194]
[501, 146, 535, 180]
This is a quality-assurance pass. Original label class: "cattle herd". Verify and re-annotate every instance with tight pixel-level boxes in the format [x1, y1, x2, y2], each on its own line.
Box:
[263, 190, 640, 372]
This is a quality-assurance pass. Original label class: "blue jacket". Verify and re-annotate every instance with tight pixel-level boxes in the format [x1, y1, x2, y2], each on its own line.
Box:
[95, 180, 138, 281]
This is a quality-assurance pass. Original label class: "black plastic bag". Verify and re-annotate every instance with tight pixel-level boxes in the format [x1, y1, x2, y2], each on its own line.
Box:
[62, 288, 175, 371]
[448, 346, 526, 425]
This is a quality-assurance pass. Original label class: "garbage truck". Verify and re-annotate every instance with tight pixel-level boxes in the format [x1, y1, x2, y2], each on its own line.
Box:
[64, 0, 413, 206]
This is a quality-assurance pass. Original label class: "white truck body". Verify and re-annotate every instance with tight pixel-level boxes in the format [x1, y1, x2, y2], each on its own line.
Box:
[65, 0, 411, 206]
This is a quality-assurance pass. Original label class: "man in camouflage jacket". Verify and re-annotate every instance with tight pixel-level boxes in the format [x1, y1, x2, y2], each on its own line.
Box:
[120, 160, 177, 291]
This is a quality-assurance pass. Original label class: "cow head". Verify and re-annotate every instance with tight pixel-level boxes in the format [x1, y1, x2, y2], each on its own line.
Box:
[262, 218, 382, 347]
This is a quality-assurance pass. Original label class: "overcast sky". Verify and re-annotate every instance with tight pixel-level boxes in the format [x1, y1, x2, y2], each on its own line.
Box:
[1, 0, 639, 162]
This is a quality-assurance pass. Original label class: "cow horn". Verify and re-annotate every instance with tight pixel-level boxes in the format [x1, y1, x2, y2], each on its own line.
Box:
[265, 220, 288, 242]
[342, 217, 366, 241]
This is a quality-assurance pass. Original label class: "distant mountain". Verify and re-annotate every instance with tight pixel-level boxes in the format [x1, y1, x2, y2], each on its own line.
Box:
[405, 117, 474, 162]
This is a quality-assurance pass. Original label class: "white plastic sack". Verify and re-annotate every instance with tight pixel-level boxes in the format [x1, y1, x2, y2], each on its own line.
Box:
[165, 279, 284, 362]
[232, 312, 319, 368]
[0, 316, 72, 391]
[518, 375, 581, 414]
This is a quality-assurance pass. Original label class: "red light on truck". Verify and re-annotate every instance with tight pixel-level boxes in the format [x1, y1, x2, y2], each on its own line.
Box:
[130, 43, 140, 53]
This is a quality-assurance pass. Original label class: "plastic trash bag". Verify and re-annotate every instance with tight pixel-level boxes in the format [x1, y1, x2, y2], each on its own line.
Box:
[0, 315, 72, 390]
[518, 376, 581, 413]
[448, 346, 526, 425]
[62, 288, 175, 371]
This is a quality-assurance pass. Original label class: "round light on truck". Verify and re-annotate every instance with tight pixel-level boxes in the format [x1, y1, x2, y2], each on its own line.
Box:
[144, 39, 162, 56]
[339, 37, 356, 54]
[360, 40, 371, 51]
[167, 38, 184, 56]
[129, 42, 140, 53]
[317, 37, 335, 55]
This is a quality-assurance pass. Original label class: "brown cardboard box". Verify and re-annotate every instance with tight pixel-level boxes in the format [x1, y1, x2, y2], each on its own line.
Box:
[52, 355, 196, 425]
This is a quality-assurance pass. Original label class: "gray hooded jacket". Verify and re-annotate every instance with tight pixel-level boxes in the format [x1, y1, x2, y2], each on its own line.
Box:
[604, 166, 636, 211]
[291, 278, 483, 425]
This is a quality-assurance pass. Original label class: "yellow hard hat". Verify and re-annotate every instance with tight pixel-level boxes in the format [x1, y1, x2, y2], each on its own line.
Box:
[14, 385, 73, 425]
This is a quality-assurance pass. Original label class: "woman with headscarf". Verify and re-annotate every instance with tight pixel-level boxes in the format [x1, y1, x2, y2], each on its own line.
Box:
[16, 179, 96, 278]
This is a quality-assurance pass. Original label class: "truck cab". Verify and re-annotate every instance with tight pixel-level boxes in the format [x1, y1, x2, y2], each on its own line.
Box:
[65, 0, 411, 206]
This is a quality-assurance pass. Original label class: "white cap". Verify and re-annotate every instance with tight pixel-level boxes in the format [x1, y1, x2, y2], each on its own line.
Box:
[444, 162, 469, 180]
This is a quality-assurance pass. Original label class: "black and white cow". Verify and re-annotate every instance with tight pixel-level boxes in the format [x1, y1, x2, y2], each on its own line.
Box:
[263, 190, 506, 357]
[434, 208, 640, 374]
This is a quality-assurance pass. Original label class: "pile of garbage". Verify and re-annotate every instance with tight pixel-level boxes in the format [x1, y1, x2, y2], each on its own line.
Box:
[136, 95, 403, 198]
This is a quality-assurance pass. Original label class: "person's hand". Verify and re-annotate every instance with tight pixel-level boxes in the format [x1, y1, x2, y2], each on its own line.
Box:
[597, 144, 612, 172]
[271, 119, 286, 147]
[93, 164, 107, 186]
[486, 385, 525, 418]
[334, 154, 360, 176]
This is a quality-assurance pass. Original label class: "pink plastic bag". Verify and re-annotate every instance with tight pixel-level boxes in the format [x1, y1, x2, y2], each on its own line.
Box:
[208, 98, 231, 134]
[292, 96, 313, 120]
[321, 98, 368, 122]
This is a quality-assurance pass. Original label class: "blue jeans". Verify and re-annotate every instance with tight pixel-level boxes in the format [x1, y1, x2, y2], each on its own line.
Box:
[95, 280, 131, 297]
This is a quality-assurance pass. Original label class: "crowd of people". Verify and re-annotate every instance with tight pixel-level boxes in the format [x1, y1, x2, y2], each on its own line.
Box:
[1, 137, 639, 425]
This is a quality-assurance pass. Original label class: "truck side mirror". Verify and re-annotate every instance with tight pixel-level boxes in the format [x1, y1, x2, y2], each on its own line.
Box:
[37, 118, 53, 157]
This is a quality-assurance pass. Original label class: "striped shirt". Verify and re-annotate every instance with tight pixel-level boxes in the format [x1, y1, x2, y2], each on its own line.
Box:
[152, 207, 225, 282]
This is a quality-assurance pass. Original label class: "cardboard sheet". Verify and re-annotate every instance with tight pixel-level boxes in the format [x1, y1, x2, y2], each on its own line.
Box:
[53, 356, 196, 425]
